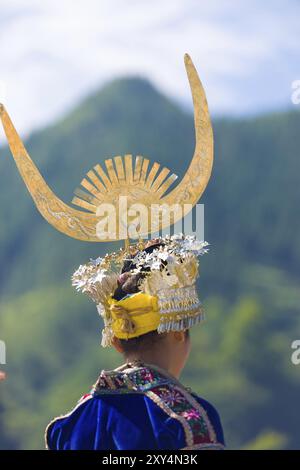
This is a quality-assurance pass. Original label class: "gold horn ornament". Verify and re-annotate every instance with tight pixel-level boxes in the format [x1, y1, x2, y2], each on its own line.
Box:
[0, 54, 213, 242]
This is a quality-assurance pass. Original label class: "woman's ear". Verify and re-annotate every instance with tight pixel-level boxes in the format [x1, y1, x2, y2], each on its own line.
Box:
[111, 336, 124, 353]
[173, 331, 186, 343]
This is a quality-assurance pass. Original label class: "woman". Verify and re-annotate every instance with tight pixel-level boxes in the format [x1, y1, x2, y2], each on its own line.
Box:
[0, 54, 224, 451]
[45, 236, 225, 450]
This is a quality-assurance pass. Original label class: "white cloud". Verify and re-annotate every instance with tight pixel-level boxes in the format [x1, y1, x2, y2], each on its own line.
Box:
[0, 0, 299, 142]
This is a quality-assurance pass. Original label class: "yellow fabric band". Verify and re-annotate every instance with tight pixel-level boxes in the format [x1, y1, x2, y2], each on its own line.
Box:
[108, 292, 160, 340]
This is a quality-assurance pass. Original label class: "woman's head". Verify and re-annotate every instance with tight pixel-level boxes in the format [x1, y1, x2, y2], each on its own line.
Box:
[111, 242, 192, 377]
[72, 234, 206, 354]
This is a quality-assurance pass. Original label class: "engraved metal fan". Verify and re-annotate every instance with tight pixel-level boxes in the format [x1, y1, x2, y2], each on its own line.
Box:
[72, 155, 177, 213]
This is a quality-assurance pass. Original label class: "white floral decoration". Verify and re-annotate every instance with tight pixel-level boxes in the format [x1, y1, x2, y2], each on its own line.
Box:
[71, 234, 209, 346]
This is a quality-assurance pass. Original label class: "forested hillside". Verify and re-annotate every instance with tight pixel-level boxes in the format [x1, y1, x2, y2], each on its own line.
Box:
[0, 76, 299, 449]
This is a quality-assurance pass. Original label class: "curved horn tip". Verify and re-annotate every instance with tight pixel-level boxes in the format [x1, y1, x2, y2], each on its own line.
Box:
[184, 53, 192, 65]
[0, 103, 4, 115]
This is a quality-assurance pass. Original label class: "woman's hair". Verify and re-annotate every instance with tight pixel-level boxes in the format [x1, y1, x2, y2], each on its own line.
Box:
[113, 242, 163, 301]
[118, 329, 190, 356]
[112, 244, 189, 355]
[119, 330, 168, 355]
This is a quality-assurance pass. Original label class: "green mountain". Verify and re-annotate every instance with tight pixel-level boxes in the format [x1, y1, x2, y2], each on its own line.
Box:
[0, 75, 299, 449]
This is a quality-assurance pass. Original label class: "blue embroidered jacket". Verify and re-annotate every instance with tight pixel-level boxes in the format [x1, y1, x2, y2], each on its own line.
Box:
[46, 363, 225, 450]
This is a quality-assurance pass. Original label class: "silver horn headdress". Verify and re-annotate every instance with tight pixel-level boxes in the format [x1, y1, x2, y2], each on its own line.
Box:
[0, 54, 213, 345]
[0, 54, 213, 242]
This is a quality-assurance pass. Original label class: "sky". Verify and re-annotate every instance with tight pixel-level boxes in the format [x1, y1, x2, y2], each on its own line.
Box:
[0, 0, 299, 141]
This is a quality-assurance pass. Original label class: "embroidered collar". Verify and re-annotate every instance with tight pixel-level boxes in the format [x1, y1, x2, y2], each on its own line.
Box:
[93, 362, 184, 395]
[91, 361, 222, 449]
[46, 361, 224, 450]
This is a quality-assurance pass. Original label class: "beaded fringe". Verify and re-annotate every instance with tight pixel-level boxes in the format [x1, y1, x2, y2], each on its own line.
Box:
[157, 285, 205, 333]
[157, 310, 205, 333]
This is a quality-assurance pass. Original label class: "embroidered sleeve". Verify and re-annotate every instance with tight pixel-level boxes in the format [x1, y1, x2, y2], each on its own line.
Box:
[144, 384, 225, 449]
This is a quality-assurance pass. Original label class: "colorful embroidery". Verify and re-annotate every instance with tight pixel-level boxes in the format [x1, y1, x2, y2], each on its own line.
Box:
[92, 363, 218, 448]
[93, 365, 171, 394]
[46, 363, 222, 450]
[145, 384, 215, 446]
[182, 443, 225, 450]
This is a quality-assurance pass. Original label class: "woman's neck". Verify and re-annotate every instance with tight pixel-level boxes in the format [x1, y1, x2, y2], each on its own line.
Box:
[123, 352, 179, 379]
